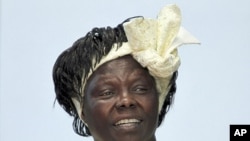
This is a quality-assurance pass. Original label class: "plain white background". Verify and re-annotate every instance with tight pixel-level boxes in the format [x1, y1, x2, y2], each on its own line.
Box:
[1, 0, 250, 141]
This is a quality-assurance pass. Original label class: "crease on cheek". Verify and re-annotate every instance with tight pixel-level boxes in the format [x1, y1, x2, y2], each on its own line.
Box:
[84, 100, 111, 119]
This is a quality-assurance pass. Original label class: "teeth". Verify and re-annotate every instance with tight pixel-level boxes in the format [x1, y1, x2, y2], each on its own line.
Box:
[115, 119, 140, 126]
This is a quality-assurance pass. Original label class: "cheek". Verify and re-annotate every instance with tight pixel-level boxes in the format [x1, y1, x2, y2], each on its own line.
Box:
[140, 94, 159, 120]
[83, 100, 113, 126]
[141, 94, 159, 111]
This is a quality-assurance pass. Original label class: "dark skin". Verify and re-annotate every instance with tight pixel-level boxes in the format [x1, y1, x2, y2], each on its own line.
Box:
[82, 55, 159, 141]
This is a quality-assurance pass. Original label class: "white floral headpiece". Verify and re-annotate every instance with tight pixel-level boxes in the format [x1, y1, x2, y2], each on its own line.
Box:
[72, 4, 200, 120]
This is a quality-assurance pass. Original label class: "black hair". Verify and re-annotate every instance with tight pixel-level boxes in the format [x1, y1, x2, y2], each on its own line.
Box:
[158, 71, 177, 126]
[52, 17, 177, 136]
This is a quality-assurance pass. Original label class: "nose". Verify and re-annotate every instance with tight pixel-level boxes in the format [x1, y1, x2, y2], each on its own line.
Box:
[115, 91, 136, 110]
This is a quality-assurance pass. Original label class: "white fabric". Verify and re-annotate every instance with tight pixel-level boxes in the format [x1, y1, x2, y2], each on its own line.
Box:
[72, 4, 200, 120]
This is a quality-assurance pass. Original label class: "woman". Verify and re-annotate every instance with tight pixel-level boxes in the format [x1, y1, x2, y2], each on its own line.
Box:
[53, 4, 199, 141]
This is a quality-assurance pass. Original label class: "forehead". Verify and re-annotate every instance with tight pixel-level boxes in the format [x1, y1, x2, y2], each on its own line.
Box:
[95, 55, 144, 74]
[85, 55, 154, 88]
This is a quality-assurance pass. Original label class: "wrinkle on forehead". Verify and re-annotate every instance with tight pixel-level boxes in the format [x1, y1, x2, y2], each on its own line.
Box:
[91, 55, 145, 75]
[84, 55, 156, 95]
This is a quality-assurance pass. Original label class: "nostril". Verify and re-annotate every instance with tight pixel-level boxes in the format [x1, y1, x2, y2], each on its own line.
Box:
[122, 103, 136, 108]
[117, 103, 136, 110]
[116, 97, 136, 109]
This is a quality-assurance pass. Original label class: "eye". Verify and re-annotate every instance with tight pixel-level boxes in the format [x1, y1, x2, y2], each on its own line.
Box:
[133, 86, 148, 94]
[99, 90, 114, 98]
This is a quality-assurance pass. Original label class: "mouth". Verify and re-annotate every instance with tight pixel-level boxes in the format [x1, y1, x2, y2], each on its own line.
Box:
[114, 119, 142, 127]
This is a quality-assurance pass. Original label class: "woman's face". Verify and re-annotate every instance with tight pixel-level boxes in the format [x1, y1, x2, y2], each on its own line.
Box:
[82, 55, 159, 141]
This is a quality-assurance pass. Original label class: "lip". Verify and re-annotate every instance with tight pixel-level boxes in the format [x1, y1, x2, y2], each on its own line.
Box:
[113, 117, 143, 131]
[115, 118, 142, 126]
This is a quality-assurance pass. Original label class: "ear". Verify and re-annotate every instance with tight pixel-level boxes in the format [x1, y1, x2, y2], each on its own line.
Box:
[80, 105, 89, 127]
[80, 105, 86, 121]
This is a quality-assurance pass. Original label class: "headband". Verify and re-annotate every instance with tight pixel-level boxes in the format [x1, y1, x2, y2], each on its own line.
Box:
[72, 4, 200, 121]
